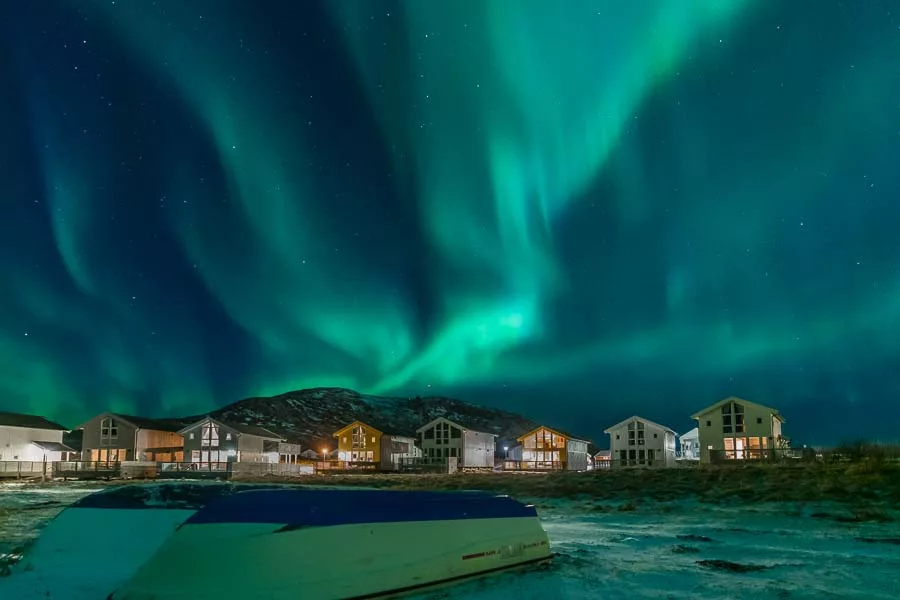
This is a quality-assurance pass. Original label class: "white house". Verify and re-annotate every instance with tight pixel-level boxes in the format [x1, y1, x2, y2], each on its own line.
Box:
[604, 415, 677, 468]
[691, 396, 786, 464]
[679, 427, 700, 460]
[0, 412, 73, 462]
[593, 450, 612, 470]
[417, 417, 496, 469]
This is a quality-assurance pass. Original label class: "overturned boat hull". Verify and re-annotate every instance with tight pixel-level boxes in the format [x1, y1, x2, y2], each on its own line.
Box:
[14, 484, 550, 599]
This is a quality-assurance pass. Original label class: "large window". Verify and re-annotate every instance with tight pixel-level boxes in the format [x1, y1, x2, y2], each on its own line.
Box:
[627, 421, 635, 446]
[100, 417, 118, 445]
[432, 422, 460, 445]
[721, 401, 745, 435]
[201, 422, 219, 448]
[351, 426, 368, 449]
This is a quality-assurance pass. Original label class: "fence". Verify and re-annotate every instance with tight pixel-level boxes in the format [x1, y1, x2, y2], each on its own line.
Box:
[708, 449, 804, 464]
[0, 461, 50, 478]
[53, 461, 121, 479]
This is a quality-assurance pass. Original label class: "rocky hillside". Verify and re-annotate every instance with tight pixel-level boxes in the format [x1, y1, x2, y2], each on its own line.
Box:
[200, 387, 544, 450]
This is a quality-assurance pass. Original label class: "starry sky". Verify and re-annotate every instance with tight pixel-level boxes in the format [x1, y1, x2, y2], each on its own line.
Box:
[2, 0, 899, 445]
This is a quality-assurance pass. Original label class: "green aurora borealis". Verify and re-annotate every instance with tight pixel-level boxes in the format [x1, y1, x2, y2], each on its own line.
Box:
[2, 1, 899, 441]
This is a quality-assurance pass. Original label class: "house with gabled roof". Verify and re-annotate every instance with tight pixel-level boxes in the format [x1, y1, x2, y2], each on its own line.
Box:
[691, 396, 786, 463]
[416, 416, 496, 470]
[178, 417, 285, 464]
[80, 412, 185, 463]
[605, 415, 677, 468]
[507, 425, 590, 471]
[0, 411, 74, 462]
[333, 419, 420, 470]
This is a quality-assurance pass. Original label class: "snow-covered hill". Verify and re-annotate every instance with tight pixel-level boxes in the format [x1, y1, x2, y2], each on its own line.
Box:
[193, 387, 543, 450]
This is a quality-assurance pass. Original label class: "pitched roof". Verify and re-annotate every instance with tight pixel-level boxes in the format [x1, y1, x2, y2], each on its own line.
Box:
[111, 414, 187, 432]
[415, 416, 497, 437]
[690, 396, 785, 422]
[0, 412, 69, 431]
[516, 425, 590, 444]
[333, 420, 385, 438]
[178, 416, 283, 440]
[31, 441, 76, 453]
[679, 427, 699, 440]
[603, 415, 676, 435]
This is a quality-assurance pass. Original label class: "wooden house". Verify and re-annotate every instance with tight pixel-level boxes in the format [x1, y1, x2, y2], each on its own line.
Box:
[80, 413, 185, 463]
[605, 416, 677, 468]
[509, 425, 590, 471]
[178, 417, 284, 464]
[416, 417, 496, 469]
[0, 412, 73, 462]
[333, 420, 420, 470]
[691, 397, 786, 463]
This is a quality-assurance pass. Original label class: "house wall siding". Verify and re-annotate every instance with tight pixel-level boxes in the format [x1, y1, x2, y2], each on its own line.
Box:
[462, 430, 495, 468]
[0, 426, 64, 461]
[566, 439, 589, 471]
[135, 429, 184, 461]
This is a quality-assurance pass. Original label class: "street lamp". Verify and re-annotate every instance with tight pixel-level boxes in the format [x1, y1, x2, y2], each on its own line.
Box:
[503, 446, 509, 459]
[321, 447, 328, 460]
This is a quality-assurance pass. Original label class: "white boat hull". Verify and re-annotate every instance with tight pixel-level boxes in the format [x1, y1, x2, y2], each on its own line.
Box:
[113, 516, 550, 599]
[4, 483, 551, 600]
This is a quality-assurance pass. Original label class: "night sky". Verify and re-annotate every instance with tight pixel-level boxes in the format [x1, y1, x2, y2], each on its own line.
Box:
[2, 1, 899, 444]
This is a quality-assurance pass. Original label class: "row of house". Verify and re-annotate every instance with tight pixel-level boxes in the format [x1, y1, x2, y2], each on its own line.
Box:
[334, 417, 590, 472]
[1, 395, 786, 474]
[0, 409, 592, 473]
[601, 396, 787, 467]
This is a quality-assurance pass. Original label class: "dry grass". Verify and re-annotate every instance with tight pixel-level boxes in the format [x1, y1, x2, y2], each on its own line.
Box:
[236, 462, 900, 508]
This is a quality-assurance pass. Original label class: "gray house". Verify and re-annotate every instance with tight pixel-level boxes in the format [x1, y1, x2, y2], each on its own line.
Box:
[178, 417, 285, 464]
[417, 417, 496, 469]
[80, 413, 185, 463]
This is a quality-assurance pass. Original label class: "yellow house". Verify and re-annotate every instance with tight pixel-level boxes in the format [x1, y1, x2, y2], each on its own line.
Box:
[333, 420, 421, 470]
[334, 420, 382, 464]
[691, 397, 786, 464]
[511, 425, 590, 471]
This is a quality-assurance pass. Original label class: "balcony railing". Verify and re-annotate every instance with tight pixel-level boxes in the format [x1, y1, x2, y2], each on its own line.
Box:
[503, 460, 566, 471]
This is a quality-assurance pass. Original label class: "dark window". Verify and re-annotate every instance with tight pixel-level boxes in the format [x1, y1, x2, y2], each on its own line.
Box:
[638, 450, 646, 464]
[653, 433, 658, 438]
[757, 417, 763, 424]
[648, 449, 655, 463]
[450, 427, 461, 439]
[424, 427, 434, 440]
[724, 426, 732, 433]
[706, 420, 711, 427]
[616, 434, 620, 440]
[449, 447, 457, 457]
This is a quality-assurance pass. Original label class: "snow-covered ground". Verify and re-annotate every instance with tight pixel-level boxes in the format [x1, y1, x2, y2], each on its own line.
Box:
[1, 483, 898, 599]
